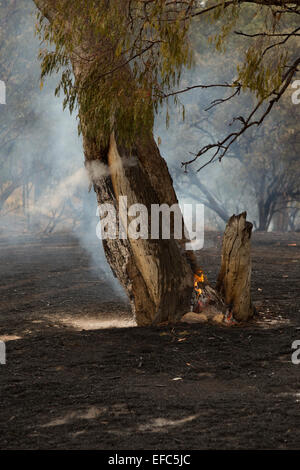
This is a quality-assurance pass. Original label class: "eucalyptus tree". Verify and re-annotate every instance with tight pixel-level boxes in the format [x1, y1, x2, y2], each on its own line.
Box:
[32, 0, 299, 324]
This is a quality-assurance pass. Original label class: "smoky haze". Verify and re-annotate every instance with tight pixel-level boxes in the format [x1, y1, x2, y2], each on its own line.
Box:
[0, 0, 299, 273]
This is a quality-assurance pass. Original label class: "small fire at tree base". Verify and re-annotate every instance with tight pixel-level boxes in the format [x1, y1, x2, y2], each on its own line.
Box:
[182, 212, 254, 326]
[179, 269, 233, 325]
[181, 269, 237, 326]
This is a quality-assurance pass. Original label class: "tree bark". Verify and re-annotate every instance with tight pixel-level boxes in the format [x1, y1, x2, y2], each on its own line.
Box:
[216, 212, 254, 321]
[257, 200, 269, 231]
[89, 133, 194, 326]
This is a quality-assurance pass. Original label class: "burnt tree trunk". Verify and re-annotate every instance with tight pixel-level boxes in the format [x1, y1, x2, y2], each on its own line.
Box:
[257, 200, 269, 231]
[216, 212, 254, 321]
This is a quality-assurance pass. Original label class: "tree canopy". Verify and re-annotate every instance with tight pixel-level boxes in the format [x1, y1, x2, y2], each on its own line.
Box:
[35, 0, 300, 155]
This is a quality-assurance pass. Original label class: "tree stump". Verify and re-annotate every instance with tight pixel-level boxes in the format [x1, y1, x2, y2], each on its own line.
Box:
[216, 212, 254, 322]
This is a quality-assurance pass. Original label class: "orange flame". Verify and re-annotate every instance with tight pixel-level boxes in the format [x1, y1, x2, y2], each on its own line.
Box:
[194, 270, 204, 296]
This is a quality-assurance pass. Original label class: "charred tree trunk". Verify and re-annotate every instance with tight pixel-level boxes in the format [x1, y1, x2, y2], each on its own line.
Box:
[216, 212, 254, 321]
[257, 200, 270, 231]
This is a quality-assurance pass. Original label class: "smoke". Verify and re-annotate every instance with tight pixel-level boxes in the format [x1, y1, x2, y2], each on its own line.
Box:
[152, 44, 261, 232]
[30, 168, 88, 217]
[0, 18, 126, 297]
[86, 155, 138, 183]
[1, 1, 284, 263]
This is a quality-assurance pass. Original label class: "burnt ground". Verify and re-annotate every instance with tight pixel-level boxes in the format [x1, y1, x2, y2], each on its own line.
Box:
[0, 231, 299, 450]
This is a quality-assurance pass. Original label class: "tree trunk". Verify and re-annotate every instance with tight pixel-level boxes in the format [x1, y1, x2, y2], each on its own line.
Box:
[216, 212, 254, 321]
[88, 133, 194, 326]
[257, 200, 269, 231]
[272, 198, 290, 232]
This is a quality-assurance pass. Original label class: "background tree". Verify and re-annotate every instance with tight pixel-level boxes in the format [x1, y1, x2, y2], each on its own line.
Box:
[170, 89, 300, 231]
[158, 11, 300, 232]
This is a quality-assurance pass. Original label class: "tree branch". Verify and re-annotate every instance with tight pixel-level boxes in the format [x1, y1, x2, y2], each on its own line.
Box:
[182, 56, 300, 172]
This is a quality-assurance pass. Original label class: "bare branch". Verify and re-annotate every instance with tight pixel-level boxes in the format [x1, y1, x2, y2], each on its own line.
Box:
[156, 82, 240, 99]
[182, 56, 300, 172]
